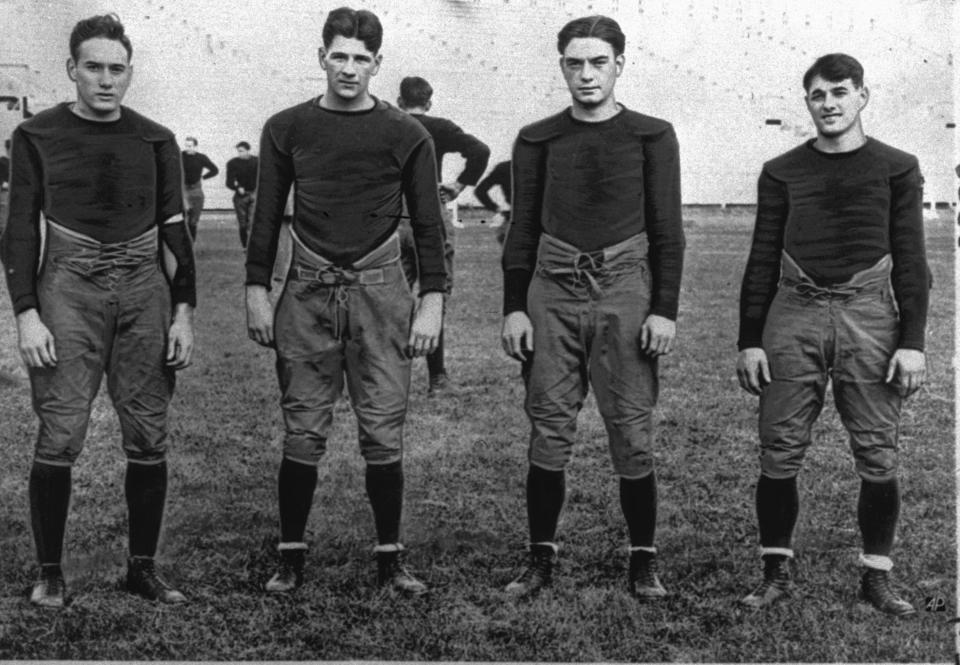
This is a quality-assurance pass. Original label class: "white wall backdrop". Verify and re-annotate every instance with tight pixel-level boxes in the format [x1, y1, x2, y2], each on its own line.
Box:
[0, 0, 955, 207]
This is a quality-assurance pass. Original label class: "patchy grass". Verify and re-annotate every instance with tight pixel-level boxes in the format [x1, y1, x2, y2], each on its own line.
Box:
[0, 208, 954, 661]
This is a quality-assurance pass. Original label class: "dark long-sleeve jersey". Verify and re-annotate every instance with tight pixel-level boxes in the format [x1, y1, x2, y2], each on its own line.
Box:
[501, 107, 685, 319]
[225, 155, 258, 192]
[738, 137, 928, 351]
[245, 97, 447, 294]
[182, 151, 219, 186]
[409, 113, 490, 186]
[1, 103, 194, 315]
[474, 160, 511, 212]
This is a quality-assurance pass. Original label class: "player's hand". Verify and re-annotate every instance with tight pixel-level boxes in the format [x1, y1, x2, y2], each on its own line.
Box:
[640, 314, 676, 357]
[501, 311, 534, 362]
[490, 211, 506, 228]
[237, 186, 246, 196]
[438, 182, 465, 204]
[16, 309, 57, 368]
[736, 347, 771, 396]
[885, 348, 926, 397]
[246, 285, 275, 348]
[166, 304, 195, 369]
[408, 291, 443, 357]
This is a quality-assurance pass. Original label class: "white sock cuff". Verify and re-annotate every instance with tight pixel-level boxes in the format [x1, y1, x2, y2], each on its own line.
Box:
[859, 553, 893, 571]
[373, 543, 405, 554]
[278, 542, 308, 552]
[530, 541, 559, 554]
[759, 547, 794, 558]
[628, 545, 657, 554]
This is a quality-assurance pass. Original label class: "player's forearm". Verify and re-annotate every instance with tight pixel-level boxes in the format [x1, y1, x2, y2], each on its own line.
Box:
[160, 218, 197, 307]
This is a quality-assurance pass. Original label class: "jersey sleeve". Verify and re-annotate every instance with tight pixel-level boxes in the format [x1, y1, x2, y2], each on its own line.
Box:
[888, 161, 928, 351]
[642, 124, 685, 321]
[245, 120, 293, 288]
[738, 168, 788, 350]
[1, 129, 44, 315]
[402, 137, 447, 294]
[155, 134, 185, 224]
[501, 137, 545, 315]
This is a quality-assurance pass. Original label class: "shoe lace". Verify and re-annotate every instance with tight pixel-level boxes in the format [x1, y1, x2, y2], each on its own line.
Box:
[864, 570, 897, 603]
[518, 551, 553, 582]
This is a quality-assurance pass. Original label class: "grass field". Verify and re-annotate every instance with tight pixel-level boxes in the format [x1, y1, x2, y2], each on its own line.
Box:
[0, 207, 955, 662]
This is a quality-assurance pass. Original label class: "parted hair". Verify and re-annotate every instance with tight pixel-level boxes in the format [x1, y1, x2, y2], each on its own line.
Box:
[803, 53, 864, 91]
[557, 15, 625, 56]
[322, 7, 383, 53]
[70, 13, 132, 61]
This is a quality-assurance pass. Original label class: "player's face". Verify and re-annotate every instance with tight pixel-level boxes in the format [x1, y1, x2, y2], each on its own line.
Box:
[185, 139, 197, 152]
[319, 36, 382, 107]
[804, 76, 868, 139]
[67, 37, 132, 121]
[559, 37, 623, 110]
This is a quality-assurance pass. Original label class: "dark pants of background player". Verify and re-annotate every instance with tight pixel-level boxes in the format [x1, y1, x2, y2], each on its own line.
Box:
[233, 191, 256, 248]
[184, 183, 204, 241]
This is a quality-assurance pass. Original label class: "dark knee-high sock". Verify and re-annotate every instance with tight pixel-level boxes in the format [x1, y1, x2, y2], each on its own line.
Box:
[426, 330, 446, 378]
[278, 457, 318, 543]
[620, 472, 657, 548]
[527, 465, 565, 543]
[126, 461, 168, 558]
[365, 461, 403, 545]
[756, 474, 799, 550]
[858, 478, 900, 556]
[29, 462, 72, 570]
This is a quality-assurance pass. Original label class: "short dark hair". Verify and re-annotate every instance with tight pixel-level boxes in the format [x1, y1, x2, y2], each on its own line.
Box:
[557, 15, 625, 56]
[185, 136, 197, 145]
[69, 14, 132, 61]
[236, 141, 250, 151]
[399, 77, 432, 108]
[322, 7, 382, 54]
[803, 53, 864, 91]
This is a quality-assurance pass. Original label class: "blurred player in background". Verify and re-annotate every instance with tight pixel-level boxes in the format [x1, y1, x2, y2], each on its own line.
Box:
[397, 76, 490, 397]
[225, 140, 258, 248]
[474, 160, 512, 245]
[180, 136, 219, 242]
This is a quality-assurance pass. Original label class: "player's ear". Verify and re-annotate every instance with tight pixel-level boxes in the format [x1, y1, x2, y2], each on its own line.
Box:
[858, 85, 869, 111]
[370, 52, 383, 76]
[317, 47, 327, 70]
[424, 99, 432, 112]
[66, 58, 77, 82]
[615, 53, 625, 76]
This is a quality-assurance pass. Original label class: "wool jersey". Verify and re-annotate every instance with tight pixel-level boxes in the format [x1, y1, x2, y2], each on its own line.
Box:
[2, 103, 185, 314]
[738, 137, 928, 351]
[182, 151, 219, 186]
[410, 113, 490, 186]
[245, 97, 446, 293]
[502, 106, 685, 319]
[225, 155, 258, 192]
